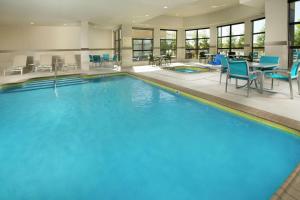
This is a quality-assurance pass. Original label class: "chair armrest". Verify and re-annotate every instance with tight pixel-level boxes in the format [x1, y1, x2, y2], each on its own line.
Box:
[263, 69, 290, 75]
[249, 70, 262, 76]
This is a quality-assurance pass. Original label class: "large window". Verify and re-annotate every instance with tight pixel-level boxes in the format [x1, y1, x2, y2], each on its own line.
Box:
[217, 23, 245, 55]
[289, 0, 300, 66]
[160, 30, 177, 57]
[252, 18, 265, 58]
[132, 28, 153, 61]
[185, 28, 210, 59]
[114, 28, 121, 61]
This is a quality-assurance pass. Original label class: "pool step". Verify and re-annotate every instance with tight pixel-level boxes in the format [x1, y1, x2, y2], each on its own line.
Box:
[3, 77, 88, 93]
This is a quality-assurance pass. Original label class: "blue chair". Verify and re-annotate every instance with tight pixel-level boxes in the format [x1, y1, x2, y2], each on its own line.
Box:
[259, 56, 280, 70]
[209, 54, 222, 65]
[102, 54, 110, 62]
[264, 62, 300, 99]
[89, 55, 94, 67]
[225, 61, 260, 97]
[220, 55, 229, 84]
[92, 55, 102, 67]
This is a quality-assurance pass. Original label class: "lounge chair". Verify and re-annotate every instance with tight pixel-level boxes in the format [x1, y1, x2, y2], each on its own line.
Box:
[225, 60, 260, 97]
[264, 62, 300, 99]
[62, 55, 78, 71]
[3, 55, 28, 76]
[35, 55, 52, 72]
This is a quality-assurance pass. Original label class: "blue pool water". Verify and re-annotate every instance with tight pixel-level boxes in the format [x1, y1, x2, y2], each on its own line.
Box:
[0, 75, 299, 200]
[175, 68, 199, 73]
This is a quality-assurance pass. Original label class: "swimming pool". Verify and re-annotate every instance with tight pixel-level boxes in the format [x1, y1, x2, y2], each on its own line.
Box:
[0, 75, 299, 200]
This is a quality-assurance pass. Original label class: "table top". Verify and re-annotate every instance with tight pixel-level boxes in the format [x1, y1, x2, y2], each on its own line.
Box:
[248, 62, 279, 69]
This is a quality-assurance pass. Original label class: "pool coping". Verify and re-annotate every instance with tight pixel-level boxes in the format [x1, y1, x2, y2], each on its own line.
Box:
[271, 164, 300, 200]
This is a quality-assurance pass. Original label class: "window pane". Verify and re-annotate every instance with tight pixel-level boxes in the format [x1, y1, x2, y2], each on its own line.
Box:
[161, 49, 176, 57]
[231, 49, 244, 56]
[290, 1, 300, 23]
[186, 30, 197, 39]
[220, 26, 230, 37]
[253, 34, 265, 48]
[161, 30, 176, 39]
[143, 40, 153, 50]
[218, 37, 230, 48]
[293, 24, 300, 46]
[161, 40, 176, 50]
[133, 40, 142, 50]
[186, 40, 197, 49]
[218, 49, 229, 55]
[198, 29, 210, 38]
[253, 19, 265, 33]
[198, 38, 210, 49]
[185, 50, 197, 59]
[232, 24, 245, 35]
[231, 36, 245, 48]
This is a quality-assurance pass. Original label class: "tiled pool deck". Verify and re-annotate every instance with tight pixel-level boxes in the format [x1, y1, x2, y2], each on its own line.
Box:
[0, 63, 299, 199]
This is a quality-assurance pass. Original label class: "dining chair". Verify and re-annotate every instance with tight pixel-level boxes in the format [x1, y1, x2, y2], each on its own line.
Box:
[220, 55, 229, 84]
[264, 62, 300, 99]
[225, 60, 260, 97]
[259, 56, 280, 70]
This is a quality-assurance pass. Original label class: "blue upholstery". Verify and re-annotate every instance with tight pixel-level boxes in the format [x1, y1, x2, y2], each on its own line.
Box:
[229, 61, 249, 78]
[209, 54, 222, 65]
[89, 55, 94, 62]
[102, 54, 110, 62]
[220, 56, 229, 72]
[259, 56, 280, 70]
[112, 55, 118, 62]
[93, 55, 102, 64]
[266, 62, 300, 80]
[226, 61, 258, 96]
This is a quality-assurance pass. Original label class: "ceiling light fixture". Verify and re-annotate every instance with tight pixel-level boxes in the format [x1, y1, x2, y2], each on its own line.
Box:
[64, 24, 67, 26]
[163, 6, 168, 9]
[145, 14, 149, 17]
[30, 22, 34, 25]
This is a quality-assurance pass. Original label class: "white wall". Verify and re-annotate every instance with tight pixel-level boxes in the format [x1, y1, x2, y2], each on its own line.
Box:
[0, 25, 114, 70]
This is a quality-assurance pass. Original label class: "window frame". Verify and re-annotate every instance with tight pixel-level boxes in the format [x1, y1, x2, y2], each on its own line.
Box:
[113, 28, 122, 61]
[217, 22, 245, 54]
[185, 28, 210, 59]
[160, 29, 178, 57]
[132, 28, 154, 61]
[251, 18, 266, 58]
[288, 0, 300, 67]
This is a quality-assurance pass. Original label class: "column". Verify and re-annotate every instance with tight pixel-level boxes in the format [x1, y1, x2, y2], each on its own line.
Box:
[153, 27, 160, 56]
[177, 28, 185, 61]
[120, 24, 133, 68]
[265, 0, 288, 68]
[80, 21, 90, 71]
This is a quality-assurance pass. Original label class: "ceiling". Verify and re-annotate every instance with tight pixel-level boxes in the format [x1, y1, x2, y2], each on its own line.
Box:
[0, 0, 264, 28]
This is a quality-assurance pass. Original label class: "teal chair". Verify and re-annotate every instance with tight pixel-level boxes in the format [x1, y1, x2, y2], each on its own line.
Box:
[259, 56, 280, 70]
[220, 55, 229, 84]
[264, 62, 300, 99]
[102, 54, 110, 62]
[225, 61, 260, 97]
[92, 55, 102, 67]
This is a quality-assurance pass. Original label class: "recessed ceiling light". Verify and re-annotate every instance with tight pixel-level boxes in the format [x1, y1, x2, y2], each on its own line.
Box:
[163, 6, 168, 9]
[64, 24, 67, 26]
[145, 14, 149, 17]
[30, 22, 34, 25]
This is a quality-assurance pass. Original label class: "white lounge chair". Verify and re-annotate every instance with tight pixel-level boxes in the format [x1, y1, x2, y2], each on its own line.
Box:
[3, 55, 27, 76]
[62, 55, 78, 71]
[35, 55, 53, 72]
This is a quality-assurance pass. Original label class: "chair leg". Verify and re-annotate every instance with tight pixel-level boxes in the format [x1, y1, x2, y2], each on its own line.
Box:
[225, 74, 229, 93]
[289, 76, 294, 99]
[271, 78, 274, 90]
[247, 79, 250, 97]
[219, 71, 222, 84]
[298, 75, 300, 95]
[254, 80, 258, 89]
[235, 79, 238, 89]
